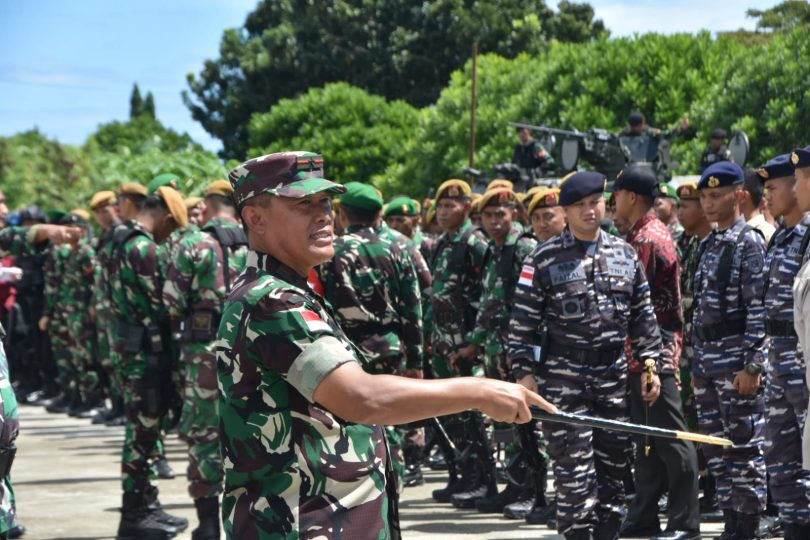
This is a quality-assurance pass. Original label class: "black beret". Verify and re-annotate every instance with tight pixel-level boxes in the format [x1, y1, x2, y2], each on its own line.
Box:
[710, 128, 727, 140]
[613, 164, 660, 198]
[560, 171, 607, 206]
[756, 153, 794, 183]
[791, 146, 810, 169]
[698, 162, 744, 190]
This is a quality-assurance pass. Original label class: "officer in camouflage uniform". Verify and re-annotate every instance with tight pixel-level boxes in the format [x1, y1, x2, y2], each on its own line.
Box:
[90, 190, 125, 425]
[109, 186, 189, 540]
[62, 210, 104, 418]
[216, 151, 554, 539]
[692, 161, 767, 540]
[755, 154, 810, 540]
[163, 179, 247, 540]
[319, 182, 423, 492]
[0, 222, 86, 539]
[508, 171, 664, 540]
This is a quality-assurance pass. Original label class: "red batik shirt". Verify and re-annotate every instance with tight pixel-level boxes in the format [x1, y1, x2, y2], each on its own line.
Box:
[625, 212, 683, 374]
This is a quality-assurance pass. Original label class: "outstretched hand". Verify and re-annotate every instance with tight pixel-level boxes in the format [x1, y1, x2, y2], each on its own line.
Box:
[477, 378, 556, 424]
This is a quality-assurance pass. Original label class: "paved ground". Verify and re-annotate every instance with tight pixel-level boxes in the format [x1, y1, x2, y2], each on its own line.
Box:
[12, 404, 753, 539]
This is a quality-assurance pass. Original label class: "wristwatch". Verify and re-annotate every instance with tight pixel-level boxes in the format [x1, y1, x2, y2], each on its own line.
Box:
[744, 362, 762, 376]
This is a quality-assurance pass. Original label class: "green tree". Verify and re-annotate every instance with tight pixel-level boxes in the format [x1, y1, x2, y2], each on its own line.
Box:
[547, 1, 608, 43]
[142, 92, 156, 119]
[129, 83, 143, 119]
[748, 1, 810, 32]
[88, 115, 201, 154]
[184, 0, 606, 159]
[248, 82, 417, 189]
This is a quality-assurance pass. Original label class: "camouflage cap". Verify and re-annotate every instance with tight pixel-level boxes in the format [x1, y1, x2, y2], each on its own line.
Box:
[527, 188, 561, 215]
[203, 179, 233, 198]
[184, 196, 204, 210]
[436, 179, 472, 201]
[228, 151, 345, 207]
[486, 178, 514, 191]
[676, 182, 699, 201]
[156, 186, 189, 228]
[119, 182, 148, 197]
[340, 181, 383, 211]
[148, 173, 181, 195]
[90, 190, 116, 211]
[479, 188, 517, 209]
[383, 196, 420, 217]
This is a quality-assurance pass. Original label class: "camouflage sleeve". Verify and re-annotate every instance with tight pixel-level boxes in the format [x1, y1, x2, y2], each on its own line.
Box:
[43, 248, 60, 318]
[240, 292, 356, 402]
[507, 251, 546, 376]
[627, 253, 665, 372]
[0, 226, 35, 257]
[127, 237, 164, 325]
[163, 242, 193, 320]
[741, 233, 767, 368]
[397, 254, 424, 370]
[466, 231, 489, 315]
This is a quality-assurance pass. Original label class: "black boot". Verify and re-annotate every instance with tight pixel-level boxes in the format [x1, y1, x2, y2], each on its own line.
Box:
[144, 486, 188, 532]
[475, 480, 529, 513]
[718, 510, 738, 540]
[783, 522, 810, 540]
[77, 391, 106, 419]
[565, 528, 593, 540]
[191, 496, 220, 540]
[402, 444, 424, 487]
[45, 392, 71, 413]
[67, 387, 85, 417]
[525, 467, 553, 525]
[155, 458, 176, 480]
[594, 514, 622, 540]
[7, 524, 25, 538]
[116, 492, 178, 540]
[735, 513, 760, 540]
[503, 497, 535, 519]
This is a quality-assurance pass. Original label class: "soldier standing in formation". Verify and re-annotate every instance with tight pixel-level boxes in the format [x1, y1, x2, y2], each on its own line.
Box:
[526, 188, 566, 242]
[163, 179, 247, 539]
[755, 154, 810, 540]
[509, 171, 663, 540]
[611, 164, 700, 540]
[692, 161, 767, 540]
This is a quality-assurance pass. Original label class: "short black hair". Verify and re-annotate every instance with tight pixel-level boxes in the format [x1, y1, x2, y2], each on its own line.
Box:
[341, 203, 378, 225]
[628, 111, 645, 126]
[121, 193, 146, 211]
[143, 194, 168, 213]
[205, 193, 235, 211]
[743, 168, 764, 206]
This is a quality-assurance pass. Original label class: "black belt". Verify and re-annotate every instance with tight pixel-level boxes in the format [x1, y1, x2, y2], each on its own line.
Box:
[547, 341, 623, 366]
[765, 319, 797, 338]
[694, 318, 746, 342]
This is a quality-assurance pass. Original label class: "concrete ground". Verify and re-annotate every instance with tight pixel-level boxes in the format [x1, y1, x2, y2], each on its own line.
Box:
[13, 404, 757, 539]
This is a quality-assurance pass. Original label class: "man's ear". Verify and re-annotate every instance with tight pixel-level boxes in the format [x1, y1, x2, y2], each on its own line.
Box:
[241, 205, 266, 235]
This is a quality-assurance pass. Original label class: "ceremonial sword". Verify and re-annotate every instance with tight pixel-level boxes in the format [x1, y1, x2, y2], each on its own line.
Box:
[529, 406, 732, 447]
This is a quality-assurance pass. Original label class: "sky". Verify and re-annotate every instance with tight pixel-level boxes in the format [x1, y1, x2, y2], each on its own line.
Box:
[0, 0, 782, 154]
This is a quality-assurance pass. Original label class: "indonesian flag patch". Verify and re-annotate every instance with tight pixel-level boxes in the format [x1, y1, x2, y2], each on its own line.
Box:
[518, 265, 535, 287]
[301, 310, 332, 334]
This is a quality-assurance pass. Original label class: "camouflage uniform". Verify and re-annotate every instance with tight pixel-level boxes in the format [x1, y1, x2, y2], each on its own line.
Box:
[508, 227, 663, 537]
[761, 215, 810, 525]
[43, 244, 72, 394]
[692, 216, 767, 516]
[216, 252, 399, 539]
[678, 233, 700, 430]
[163, 215, 246, 500]
[107, 219, 168, 494]
[64, 239, 100, 402]
[94, 223, 124, 401]
[428, 219, 488, 378]
[469, 222, 536, 379]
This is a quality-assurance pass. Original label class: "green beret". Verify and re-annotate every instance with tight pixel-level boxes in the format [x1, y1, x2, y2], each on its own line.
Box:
[658, 182, 679, 201]
[46, 209, 67, 224]
[384, 196, 420, 217]
[148, 173, 181, 195]
[340, 182, 383, 212]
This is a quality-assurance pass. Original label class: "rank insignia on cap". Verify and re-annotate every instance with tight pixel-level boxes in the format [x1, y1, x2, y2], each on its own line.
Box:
[400, 204, 408, 213]
[447, 186, 460, 197]
[498, 192, 509, 204]
[545, 194, 555, 205]
[792, 152, 800, 165]
[757, 168, 769, 179]
[708, 176, 720, 188]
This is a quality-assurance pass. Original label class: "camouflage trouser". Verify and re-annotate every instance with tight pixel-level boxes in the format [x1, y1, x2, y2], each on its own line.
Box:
[693, 371, 767, 514]
[66, 311, 99, 397]
[764, 371, 810, 525]
[121, 372, 162, 493]
[98, 313, 123, 401]
[179, 343, 222, 499]
[49, 316, 72, 391]
[538, 355, 629, 536]
[0, 346, 20, 535]
[680, 347, 699, 432]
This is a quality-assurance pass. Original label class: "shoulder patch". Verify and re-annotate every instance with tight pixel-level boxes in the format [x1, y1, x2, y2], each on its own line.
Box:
[518, 264, 535, 286]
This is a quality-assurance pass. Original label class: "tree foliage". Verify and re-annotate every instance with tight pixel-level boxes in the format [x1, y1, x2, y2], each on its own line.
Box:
[748, 0, 810, 32]
[248, 82, 418, 188]
[184, 0, 607, 159]
[129, 83, 143, 120]
[88, 115, 201, 155]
